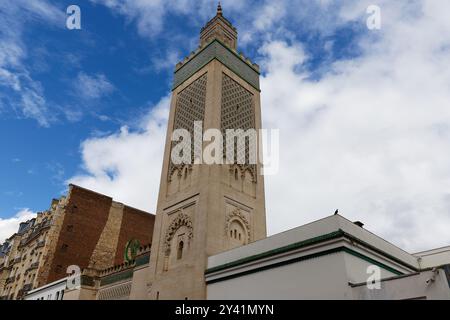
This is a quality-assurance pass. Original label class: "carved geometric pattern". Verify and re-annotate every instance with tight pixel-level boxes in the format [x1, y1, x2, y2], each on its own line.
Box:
[169, 73, 208, 181]
[173, 41, 260, 91]
[225, 208, 251, 243]
[164, 213, 193, 256]
[97, 282, 132, 300]
[221, 73, 256, 181]
[229, 164, 256, 183]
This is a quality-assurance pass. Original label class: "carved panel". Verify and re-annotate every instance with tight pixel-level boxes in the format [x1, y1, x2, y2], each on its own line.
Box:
[169, 74, 207, 182]
[173, 41, 260, 91]
[164, 213, 193, 256]
[221, 73, 256, 181]
[97, 282, 131, 300]
[225, 208, 251, 246]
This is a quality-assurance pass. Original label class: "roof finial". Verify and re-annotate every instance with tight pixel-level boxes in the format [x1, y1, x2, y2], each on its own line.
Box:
[217, 2, 223, 16]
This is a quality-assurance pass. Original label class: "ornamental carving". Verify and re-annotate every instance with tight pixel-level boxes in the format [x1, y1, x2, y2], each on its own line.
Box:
[168, 74, 207, 181]
[221, 73, 256, 182]
[164, 212, 193, 256]
[225, 208, 251, 242]
[168, 164, 192, 182]
[229, 164, 256, 183]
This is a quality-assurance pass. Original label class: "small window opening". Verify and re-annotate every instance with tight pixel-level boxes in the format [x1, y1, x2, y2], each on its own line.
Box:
[177, 241, 184, 260]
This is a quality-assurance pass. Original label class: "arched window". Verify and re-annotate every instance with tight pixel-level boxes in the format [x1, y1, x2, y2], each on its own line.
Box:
[177, 241, 184, 260]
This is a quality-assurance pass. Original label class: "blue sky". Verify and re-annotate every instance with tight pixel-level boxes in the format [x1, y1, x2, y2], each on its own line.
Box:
[0, 1, 362, 217]
[0, 1, 188, 217]
[1, 0, 450, 253]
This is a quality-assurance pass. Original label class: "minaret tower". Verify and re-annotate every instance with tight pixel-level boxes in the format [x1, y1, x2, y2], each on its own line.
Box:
[147, 4, 266, 300]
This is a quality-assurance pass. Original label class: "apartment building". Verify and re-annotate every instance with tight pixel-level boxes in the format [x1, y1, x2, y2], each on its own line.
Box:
[0, 184, 155, 300]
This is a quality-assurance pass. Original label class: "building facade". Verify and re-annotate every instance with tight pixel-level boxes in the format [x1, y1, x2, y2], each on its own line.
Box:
[206, 215, 450, 300]
[146, 3, 267, 300]
[24, 277, 67, 300]
[0, 184, 155, 300]
[9, 4, 450, 301]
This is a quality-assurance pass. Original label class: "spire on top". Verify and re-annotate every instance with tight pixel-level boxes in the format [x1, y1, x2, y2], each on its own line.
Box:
[199, 1, 237, 49]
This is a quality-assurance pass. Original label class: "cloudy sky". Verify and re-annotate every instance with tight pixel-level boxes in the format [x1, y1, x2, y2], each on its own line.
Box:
[0, 0, 449, 253]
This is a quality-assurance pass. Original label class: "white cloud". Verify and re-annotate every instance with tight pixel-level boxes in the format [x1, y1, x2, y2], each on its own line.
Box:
[75, 72, 115, 100]
[0, 208, 36, 243]
[0, 0, 64, 126]
[68, 0, 450, 253]
[68, 95, 170, 212]
[260, 1, 450, 252]
[89, 0, 245, 38]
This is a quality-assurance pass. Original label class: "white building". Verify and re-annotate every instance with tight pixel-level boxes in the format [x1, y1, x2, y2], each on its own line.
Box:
[25, 277, 67, 300]
[206, 215, 450, 300]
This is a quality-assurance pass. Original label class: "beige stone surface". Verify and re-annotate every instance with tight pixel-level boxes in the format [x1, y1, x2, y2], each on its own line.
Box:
[146, 10, 267, 299]
[88, 202, 124, 270]
[0, 197, 66, 300]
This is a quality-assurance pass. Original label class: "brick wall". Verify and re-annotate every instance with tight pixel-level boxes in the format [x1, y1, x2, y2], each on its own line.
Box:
[114, 206, 155, 265]
[44, 185, 155, 285]
[46, 186, 112, 284]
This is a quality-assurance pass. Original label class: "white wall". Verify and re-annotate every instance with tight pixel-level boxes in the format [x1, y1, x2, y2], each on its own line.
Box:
[415, 246, 450, 269]
[352, 269, 450, 300]
[343, 251, 399, 284]
[25, 278, 67, 300]
[207, 252, 354, 300]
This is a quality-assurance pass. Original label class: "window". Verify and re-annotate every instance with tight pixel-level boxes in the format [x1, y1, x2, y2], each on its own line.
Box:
[56, 291, 60, 300]
[177, 241, 184, 260]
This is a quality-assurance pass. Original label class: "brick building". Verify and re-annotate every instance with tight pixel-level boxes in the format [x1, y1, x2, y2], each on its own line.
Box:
[0, 184, 155, 300]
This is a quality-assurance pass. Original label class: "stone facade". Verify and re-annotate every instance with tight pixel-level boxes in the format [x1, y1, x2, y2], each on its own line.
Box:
[62, 244, 151, 300]
[0, 184, 155, 299]
[13, 4, 450, 301]
[146, 5, 267, 300]
[0, 206, 57, 300]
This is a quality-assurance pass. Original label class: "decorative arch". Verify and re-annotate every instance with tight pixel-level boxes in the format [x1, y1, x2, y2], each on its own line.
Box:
[229, 164, 256, 183]
[225, 208, 251, 243]
[168, 164, 192, 182]
[164, 212, 193, 256]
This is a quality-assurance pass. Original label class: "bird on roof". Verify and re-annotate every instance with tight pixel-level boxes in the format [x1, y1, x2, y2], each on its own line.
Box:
[334, 209, 339, 215]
